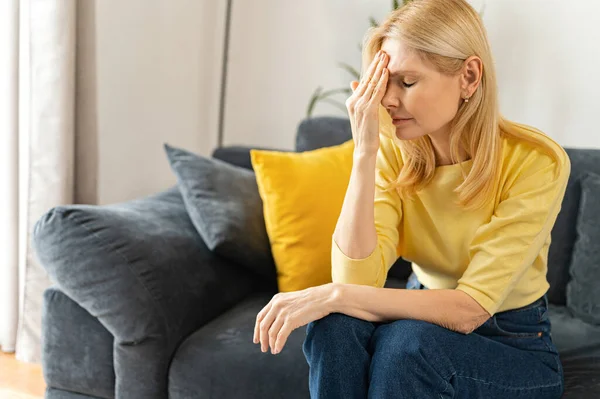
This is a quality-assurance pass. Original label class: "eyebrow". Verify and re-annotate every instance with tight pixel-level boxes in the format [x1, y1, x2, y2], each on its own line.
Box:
[388, 70, 419, 77]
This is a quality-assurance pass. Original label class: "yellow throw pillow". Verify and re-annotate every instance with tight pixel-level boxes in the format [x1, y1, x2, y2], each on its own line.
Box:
[250, 140, 354, 292]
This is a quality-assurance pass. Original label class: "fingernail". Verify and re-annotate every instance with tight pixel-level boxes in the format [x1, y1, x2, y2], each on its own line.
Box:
[377, 50, 381, 57]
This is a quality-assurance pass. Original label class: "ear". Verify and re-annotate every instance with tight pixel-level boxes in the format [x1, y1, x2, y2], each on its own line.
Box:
[460, 56, 483, 99]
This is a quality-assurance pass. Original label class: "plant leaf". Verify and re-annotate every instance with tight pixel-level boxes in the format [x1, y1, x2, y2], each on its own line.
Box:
[338, 62, 361, 80]
[393, 0, 400, 10]
[306, 87, 323, 118]
[369, 16, 378, 28]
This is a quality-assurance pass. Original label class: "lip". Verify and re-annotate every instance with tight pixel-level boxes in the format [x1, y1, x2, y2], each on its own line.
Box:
[392, 118, 414, 126]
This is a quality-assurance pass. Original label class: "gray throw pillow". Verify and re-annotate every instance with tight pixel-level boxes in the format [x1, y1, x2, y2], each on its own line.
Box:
[164, 144, 276, 279]
[566, 171, 600, 325]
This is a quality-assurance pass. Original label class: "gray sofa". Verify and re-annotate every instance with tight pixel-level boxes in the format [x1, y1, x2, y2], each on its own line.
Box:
[34, 117, 600, 398]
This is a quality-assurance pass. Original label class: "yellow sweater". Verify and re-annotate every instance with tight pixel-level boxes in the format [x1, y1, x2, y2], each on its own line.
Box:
[332, 123, 571, 316]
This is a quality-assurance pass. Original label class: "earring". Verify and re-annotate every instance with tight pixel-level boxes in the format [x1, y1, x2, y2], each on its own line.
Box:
[464, 96, 470, 103]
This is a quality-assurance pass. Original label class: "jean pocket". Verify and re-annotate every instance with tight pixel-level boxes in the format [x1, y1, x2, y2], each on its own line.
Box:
[492, 318, 543, 338]
[490, 298, 548, 339]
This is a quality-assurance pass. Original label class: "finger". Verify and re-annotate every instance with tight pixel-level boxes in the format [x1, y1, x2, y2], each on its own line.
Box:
[354, 51, 383, 98]
[273, 322, 293, 355]
[354, 52, 381, 98]
[369, 67, 388, 105]
[254, 303, 271, 344]
[350, 81, 359, 92]
[363, 53, 387, 101]
[260, 306, 278, 353]
[268, 316, 285, 354]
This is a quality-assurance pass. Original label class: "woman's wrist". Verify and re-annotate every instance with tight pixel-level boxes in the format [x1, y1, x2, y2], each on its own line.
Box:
[353, 147, 378, 163]
[325, 282, 345, 314]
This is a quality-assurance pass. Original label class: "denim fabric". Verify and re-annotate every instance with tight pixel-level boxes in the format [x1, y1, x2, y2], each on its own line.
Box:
[303, 275, 563, 398]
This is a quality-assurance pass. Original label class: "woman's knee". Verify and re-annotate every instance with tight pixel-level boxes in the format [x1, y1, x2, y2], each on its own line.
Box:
[303, 313, 375, 357]
[369, 320, 456, 396]
[306, 313, 374, 341]
[373, 319, 447, 359]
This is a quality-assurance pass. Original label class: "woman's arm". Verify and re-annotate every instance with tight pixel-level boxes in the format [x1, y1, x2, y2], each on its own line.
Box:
[331, 284, 490, 334]
[333, 152, 378, 260]
[332, 51, 401, 287]
[332, 133, 404, 288]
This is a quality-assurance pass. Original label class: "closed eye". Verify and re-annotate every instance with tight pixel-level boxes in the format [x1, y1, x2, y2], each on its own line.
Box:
[402, 81, 415, 88]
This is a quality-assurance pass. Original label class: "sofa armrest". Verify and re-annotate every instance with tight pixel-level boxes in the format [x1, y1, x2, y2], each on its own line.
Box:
[33, 186, 260, 399]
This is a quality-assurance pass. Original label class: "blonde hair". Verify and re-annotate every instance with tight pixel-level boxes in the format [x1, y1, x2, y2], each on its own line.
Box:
[362, 0, 561, 210]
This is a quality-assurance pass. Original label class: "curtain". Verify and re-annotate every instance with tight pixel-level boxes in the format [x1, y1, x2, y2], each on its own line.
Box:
[0, 0, 76, 363]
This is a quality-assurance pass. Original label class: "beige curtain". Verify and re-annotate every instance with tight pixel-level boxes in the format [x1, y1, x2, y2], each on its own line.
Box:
[0, 0, 76, 363]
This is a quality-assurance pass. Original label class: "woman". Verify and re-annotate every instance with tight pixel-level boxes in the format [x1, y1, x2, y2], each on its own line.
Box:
[253, 0, 569, 397]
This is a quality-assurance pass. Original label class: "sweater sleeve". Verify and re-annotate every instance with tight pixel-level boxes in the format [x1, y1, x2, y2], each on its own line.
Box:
[456, 150, 571, 316]
[331, 135, 403, 288]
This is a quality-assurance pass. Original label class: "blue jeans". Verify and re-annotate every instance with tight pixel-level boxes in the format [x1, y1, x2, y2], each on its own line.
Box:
[302, 275, 564, 398]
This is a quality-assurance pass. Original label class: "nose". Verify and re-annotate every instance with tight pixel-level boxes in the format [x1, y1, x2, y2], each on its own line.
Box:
[381, 88, 399, 111]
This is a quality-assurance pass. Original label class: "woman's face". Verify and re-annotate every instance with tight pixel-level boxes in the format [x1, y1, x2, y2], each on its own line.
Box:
[380, 39, 464, 141]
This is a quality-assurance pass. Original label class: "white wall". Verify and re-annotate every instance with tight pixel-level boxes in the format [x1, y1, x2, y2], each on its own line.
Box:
[223, 0, 394, 150]
[223, 0, 600, 149]
[480, 0, 600, 149]
[78, 0, 599, 204]
[76, 0, 224, 205]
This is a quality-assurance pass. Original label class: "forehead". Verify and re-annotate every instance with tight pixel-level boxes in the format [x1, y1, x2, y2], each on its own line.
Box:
[380, 39, 427, 73]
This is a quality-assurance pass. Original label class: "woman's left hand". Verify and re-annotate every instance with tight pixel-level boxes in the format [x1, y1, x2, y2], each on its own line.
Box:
[253, 283, 339, 355]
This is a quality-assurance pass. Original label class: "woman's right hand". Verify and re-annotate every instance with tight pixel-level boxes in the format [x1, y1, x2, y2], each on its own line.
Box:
[346, 50, 389, 157]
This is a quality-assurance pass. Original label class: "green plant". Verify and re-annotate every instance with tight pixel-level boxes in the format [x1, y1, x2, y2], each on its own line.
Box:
[306, 0, 413, 118]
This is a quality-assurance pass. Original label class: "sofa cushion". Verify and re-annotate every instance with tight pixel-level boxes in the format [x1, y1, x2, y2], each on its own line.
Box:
[42, 288, 114, 399]
[561, 353, 600, 398]
[250, 140, 355, 292]
[566, 172, 600, 324]
[295, 116, 352, 153]
[548, 305, 600, 354]
[547, 148, 600, 305]
[548, 304, 600, 398]
[168, 293, 309, 399]
[165, 144, 277, 280]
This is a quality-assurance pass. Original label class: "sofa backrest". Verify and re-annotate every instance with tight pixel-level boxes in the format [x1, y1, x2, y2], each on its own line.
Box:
[296, 116, 600, 305]
[548, 148, 600, 305]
